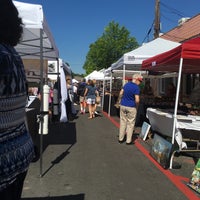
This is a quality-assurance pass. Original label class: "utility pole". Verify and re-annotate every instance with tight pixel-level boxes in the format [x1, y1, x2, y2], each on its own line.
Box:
[154, 0, 160, 39]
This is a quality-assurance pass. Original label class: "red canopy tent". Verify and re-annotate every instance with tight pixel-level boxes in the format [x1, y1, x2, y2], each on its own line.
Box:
[141, 37, 200, 147]
[142, 37, 200, 74]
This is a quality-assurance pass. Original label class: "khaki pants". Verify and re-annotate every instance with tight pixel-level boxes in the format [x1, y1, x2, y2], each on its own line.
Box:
[119, 105, 137, 143]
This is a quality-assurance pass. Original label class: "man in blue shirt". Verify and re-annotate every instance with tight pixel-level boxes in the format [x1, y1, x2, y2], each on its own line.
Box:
[118, 74, 143, 145]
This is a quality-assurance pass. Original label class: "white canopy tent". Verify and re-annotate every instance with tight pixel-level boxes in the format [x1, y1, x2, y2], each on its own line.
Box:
[85, 70, 111, 81]
[14, 1, 59, 60]
[14, 1, 59, 177]
[105, 38, 180, 116]
[110, 38, 180, 72]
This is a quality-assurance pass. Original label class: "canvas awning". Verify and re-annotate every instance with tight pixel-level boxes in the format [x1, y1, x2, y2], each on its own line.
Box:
[111, 38, 180, 71]
[142, 37, 200, 74]
[141, 37, 200, 150]
[85, 70, 111, 81]
[14, 1, 59, 60]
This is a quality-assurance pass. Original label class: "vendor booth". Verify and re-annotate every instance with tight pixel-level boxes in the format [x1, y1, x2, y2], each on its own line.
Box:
[85, 70, 111, 81]
[48, 58, 73, 123]
[110, 37, 180, 76]
[14, 1, 59, 175]
[59, 61, 77, 123]
[105, 38, 180, 117]
[14, 1, 59, 60]
[142, 37, 200, 169]
[14, 0, 59, 129]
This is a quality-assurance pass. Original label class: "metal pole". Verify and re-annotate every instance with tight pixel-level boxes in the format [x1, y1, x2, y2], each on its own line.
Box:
[39, 29, 44, 177]
[172, 58, 183, 144]
[102, 71, 106, 111]
[108, 73, 113, 116]
[123, 64, 125, 86]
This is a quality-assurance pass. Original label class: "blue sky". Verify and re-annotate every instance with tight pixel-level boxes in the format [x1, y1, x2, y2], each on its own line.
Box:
[16, 0, 200, 74]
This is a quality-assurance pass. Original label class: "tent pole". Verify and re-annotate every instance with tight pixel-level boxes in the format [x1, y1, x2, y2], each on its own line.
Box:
[102, 71, 106, 111]
[172, 58, 183, 144]
[57, 58, 59, 81]
[108, 73, 113, 116]
[123, 64, 125, 85]
[39, 29, 44, 177]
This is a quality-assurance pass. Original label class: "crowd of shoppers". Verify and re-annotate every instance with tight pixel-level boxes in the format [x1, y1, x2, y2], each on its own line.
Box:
[0, 1, 145, 199]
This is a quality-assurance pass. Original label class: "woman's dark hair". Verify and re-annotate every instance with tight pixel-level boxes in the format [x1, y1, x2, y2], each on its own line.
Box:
[0, 0, 23, 46]
[88, 79, 94, 87]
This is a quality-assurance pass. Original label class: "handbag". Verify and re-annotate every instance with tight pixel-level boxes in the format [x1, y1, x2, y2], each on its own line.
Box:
[96, 96, 101, 104]
[68, 90, 74, 102]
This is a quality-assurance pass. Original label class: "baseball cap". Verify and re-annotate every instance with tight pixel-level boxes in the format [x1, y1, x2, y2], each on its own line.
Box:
[132, 74, 143, 82]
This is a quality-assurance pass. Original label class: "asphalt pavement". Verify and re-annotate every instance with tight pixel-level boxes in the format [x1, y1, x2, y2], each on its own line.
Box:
[21, 107, 200, 200]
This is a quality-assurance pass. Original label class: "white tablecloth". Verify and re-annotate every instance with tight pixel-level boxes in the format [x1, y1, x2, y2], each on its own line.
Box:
[147, 108, 200, 132]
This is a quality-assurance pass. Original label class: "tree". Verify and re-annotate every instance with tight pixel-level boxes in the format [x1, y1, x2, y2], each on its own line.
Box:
[83, 21, 139, 74]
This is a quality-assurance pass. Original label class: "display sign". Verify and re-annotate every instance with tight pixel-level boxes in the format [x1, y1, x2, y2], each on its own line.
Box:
[187, 159, 200, 194]
[139, 121, 151, 141]
[150, 134, 173, 169]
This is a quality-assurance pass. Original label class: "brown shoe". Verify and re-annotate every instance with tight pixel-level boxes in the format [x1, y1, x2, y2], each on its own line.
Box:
[126, 142, 134, 145]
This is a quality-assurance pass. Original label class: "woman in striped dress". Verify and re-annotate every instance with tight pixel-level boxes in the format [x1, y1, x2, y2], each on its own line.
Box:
[0, 1, 35, 199]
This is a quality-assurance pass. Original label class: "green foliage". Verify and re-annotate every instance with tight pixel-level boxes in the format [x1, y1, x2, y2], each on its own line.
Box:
[71, 72, 84, 78]
[83, 21, 139, 74]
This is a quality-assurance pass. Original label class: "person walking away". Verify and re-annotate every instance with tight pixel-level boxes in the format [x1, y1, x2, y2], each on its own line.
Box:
[92, 79, 100, 116]
[84, 79, 99, 119]
[77, 78, 87, 114]
[118, 74, 143, 145]
[65, 77, 76, 121]
[0, 1, 35, 199]
[72, 82, 78, 105]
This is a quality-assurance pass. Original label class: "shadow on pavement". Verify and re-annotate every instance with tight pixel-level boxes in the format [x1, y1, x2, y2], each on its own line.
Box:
[32, 122, 77, 163]
[44, 122, 77, 146]
[22, 193, 85, 200]
[41, 143, 73, 177]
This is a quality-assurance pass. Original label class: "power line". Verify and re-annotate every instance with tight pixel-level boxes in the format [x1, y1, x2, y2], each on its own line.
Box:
[141, 20, 154, 44]
[161, 13, 178, 24]
[142, 0, 160, 43]
[141, 1, 190, 43]
[159, 2, 191, 33]
[160, 2, 188, 18]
